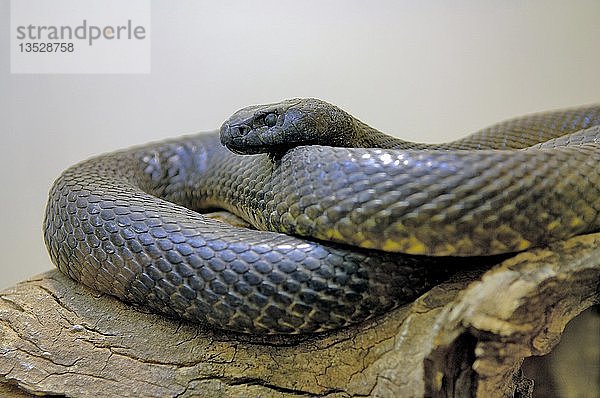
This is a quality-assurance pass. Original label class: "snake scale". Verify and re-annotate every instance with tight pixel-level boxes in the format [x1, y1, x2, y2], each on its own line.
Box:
[43, 98, 600, 334]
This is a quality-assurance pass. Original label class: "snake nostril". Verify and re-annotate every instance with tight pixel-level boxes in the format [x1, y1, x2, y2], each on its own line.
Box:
[228, 125, 250, 138]
[237, 125, 250, 136]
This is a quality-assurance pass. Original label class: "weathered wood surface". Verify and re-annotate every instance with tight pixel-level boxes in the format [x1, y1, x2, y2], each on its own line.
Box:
[1, 232, 598, 397]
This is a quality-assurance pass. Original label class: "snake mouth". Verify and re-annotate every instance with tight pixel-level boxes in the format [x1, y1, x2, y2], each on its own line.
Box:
[220, 122, 291, 156]
[219, 123, 245, 152]
[226, 142, 293, 157]
[219, 124, 263, 155]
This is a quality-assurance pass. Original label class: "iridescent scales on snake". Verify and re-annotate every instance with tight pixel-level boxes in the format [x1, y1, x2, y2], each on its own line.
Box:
[43, 98, 600, 333]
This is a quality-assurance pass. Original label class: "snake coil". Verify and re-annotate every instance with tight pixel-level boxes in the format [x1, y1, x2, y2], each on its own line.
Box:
[44, 99, 600, 333]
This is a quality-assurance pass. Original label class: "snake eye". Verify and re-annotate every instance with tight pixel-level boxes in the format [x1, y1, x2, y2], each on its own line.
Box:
[264, 113, 277, 127]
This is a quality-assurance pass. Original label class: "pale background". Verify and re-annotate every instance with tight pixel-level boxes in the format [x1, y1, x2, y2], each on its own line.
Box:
[1, 0, 599, 288]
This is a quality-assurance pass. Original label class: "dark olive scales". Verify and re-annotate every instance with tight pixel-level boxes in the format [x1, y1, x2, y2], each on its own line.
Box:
[44, 99, 600, 333]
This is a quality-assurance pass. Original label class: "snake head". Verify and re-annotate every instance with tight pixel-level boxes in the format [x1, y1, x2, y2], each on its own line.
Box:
[220, 98, 357, 155]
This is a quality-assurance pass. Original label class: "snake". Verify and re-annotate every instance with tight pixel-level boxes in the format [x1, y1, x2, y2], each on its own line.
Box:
[43, 98, 600, 334]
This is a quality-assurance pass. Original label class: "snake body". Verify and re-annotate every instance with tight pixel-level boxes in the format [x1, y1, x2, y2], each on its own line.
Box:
[44, 99, 600, 333]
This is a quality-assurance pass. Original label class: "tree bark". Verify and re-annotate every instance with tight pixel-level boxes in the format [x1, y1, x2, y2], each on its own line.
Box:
[1, 232, 598, 398]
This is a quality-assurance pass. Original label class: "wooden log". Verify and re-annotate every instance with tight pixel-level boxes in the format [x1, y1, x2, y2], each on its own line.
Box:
[1, 232, 598, 397]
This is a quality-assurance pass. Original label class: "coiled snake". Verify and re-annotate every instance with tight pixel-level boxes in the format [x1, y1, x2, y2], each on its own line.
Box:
[43, 99, 600, 334]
